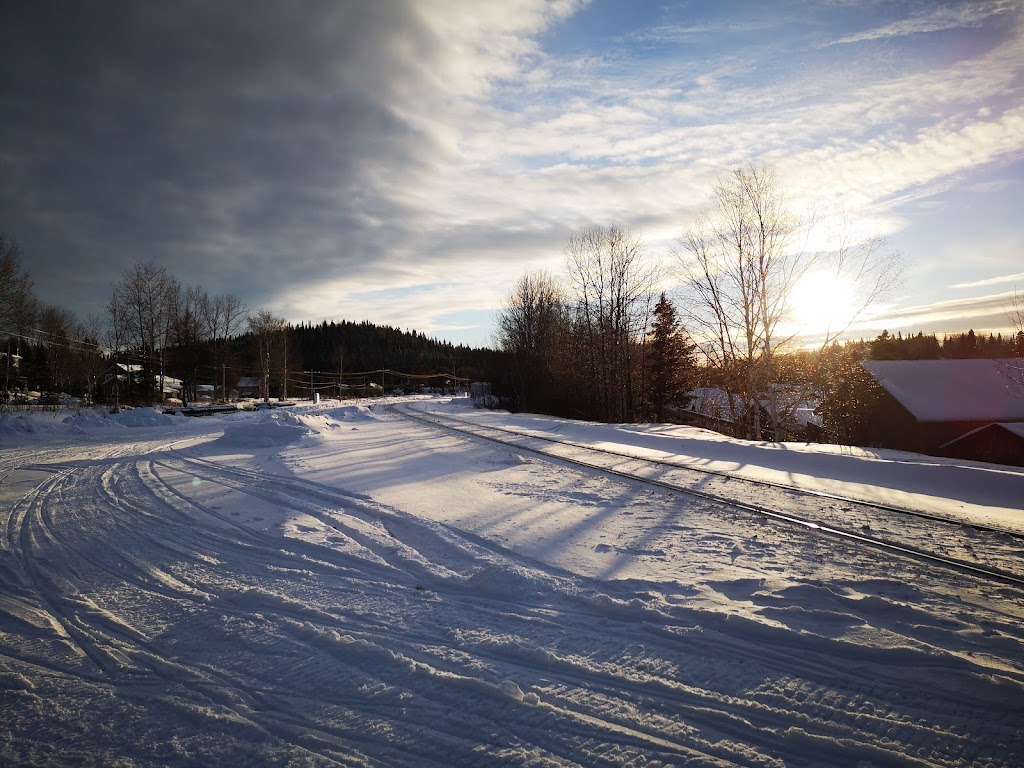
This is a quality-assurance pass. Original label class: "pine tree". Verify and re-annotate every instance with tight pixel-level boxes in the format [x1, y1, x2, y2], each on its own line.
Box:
[646, 293, 695, 423]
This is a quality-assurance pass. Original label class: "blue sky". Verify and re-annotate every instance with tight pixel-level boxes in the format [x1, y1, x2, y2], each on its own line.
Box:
[2, 0, 1022, 347]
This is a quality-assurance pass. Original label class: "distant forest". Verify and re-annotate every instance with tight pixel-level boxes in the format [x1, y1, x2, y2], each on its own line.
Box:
[865, 328, 1023, 360]
[2, 234, 504, 403]
[246, 319, 506, 395]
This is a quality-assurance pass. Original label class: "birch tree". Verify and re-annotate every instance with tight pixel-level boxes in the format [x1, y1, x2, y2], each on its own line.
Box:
[107, 262, 180, 402]
[248, 309, 287, 401]
[677, 163, 900, 440]
[203, 292, 248, 400]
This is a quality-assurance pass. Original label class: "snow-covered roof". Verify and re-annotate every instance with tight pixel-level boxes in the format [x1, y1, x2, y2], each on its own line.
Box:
[686, 387, 740, 419]
[236, 377, 261, 388]
[862, 358, 1024, 423]
[686, 387, 822, 427]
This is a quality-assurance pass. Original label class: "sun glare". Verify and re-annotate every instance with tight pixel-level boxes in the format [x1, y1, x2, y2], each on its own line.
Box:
[790, 270, 856, 334]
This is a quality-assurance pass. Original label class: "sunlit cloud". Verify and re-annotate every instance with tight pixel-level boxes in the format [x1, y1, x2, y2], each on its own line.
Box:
[952, 273, 1024, 289]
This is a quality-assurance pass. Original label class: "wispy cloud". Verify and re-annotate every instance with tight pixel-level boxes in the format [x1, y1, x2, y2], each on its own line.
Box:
[823, 0, 1015, 47]
[952, 272, 1024, 289]
[851, 289, 1018, 334]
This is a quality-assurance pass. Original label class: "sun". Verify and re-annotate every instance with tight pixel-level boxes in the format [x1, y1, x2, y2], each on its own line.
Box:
[789, 270, 857, 335]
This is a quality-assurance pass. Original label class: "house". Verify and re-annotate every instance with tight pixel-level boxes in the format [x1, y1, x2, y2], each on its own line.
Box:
[682, 386, 820, 440]
[99, 362, 145, 401]
[234, 376, 262, 399]
[160, 376, 183, 400]
[860, 358, 1024, 463]
[99, 363, 185, 403]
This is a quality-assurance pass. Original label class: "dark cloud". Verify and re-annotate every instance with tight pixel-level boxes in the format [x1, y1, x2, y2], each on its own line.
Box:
[0, 0, 447, 319]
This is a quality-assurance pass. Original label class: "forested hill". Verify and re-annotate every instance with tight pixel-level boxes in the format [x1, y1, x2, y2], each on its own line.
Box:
[286, 320, 502, 381]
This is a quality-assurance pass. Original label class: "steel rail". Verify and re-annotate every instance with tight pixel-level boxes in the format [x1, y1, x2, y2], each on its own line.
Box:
[399, 403, 1024, 541]
[391, 404, 1024, 590]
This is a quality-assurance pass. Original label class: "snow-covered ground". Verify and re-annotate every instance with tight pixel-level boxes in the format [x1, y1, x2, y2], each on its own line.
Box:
[1, 397, 1022, 767]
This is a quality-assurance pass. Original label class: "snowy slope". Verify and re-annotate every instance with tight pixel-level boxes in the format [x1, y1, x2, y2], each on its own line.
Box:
[1, 399, 1022, 767]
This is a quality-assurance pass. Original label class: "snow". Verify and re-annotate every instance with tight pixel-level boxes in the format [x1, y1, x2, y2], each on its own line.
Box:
[862, 358, 1024, 422]
[1, 397, 1023, 766]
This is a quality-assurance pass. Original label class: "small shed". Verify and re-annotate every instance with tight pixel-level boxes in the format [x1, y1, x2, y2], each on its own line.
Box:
[940, 422, 1024, 467]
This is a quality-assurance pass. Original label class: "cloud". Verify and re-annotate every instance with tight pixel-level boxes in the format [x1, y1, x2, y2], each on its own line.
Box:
[0, 1, 584, 330]
[851, 290, 1019, 335]
[823, 0, 1015, 46]
[952, 272, 1024, 289]
[1, 0, 1022, 346]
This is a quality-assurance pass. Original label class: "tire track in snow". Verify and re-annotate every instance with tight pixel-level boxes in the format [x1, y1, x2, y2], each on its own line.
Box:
[3, 424, 1023, 766]
[152, 445, 1024, 766]
[143, 454, 816, 764]
[3, 449, 386, 766]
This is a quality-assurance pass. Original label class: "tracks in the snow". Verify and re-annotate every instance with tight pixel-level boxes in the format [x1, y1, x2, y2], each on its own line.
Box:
[392, 404, 1024, 591]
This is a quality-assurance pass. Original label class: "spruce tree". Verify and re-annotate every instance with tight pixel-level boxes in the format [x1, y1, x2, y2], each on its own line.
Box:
[647, 293, 695, 423]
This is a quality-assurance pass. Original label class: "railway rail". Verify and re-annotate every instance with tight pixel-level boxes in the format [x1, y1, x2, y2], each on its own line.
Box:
[391, 402, 1024, 590]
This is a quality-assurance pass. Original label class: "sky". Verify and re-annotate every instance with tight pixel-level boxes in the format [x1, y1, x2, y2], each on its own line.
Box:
[2, 0, 1022, 348]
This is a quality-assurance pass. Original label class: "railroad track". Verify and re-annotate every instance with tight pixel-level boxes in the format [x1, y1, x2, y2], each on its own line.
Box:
[390, 403, 1024, 590]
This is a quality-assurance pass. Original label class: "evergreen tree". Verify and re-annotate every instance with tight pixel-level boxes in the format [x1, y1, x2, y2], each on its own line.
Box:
[815, 341, 878, 446]
[646, 293, 695, 423]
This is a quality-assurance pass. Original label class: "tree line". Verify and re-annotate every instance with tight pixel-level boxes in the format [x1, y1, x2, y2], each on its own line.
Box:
[1, 236, 498, 405]
[494, 163, 903, 438]
[495, 229, 697, 424]
[4, 160, 1021, 435]
[494, 163, 1023, 444]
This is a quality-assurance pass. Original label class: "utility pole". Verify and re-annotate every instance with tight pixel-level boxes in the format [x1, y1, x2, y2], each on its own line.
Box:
[338, 346, 343, 400]
[282, 330, 288, 400]
[222, 363, 226, 403]
[263, 349, 270, 403]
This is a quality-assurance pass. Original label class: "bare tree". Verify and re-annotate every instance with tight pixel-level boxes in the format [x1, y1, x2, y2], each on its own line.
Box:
[677, 165, 795, 438]
[1010, 290, 1024, 348]
[203, 293, 248, 400]
[496, 270, 568, 413]
[1, 233, 37, 340]
[565, 225, 657, 422]
[107, 262, 180, 403]
[677, 163, 900, 440]
[1002, 289, 1024, 396]
[37, 304, 79, 394]
[168, 284, 210, 404]
[248, 309, 287, 402]
[809, 211, 904, 342]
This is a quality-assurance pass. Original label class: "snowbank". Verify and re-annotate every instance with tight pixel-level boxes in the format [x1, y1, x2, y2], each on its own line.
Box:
[214, 410, 312, 448]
